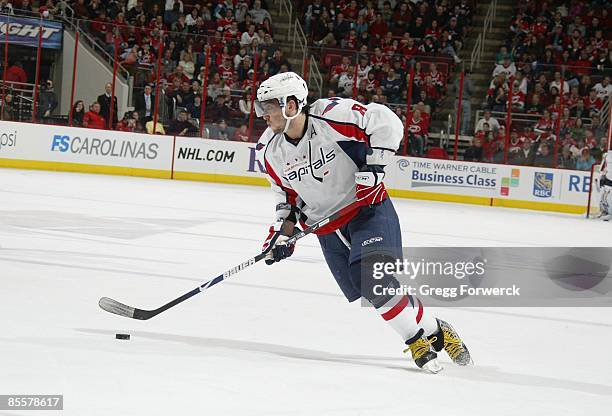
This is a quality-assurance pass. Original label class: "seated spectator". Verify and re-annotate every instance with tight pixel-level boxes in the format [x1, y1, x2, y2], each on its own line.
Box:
[175, 81, 194, 107]
[514, 138, 537, 166]
[116, 112, 137, 132]
[250, 0, 272, 25]
[475, 110, 500, 133]
[83, 102, 106, 129]
[212, 119, 231, 140]
[329, 55, 352, 84]
[583, 89, 603, 117]
[464, 136, 485, 161]
[145, 114, 166, 135]
[187, 96, 203, 121]
[1, 93, 15, 121]
[489, 139, 507, 164]
[71, 100, 85, 127]
[233, 124, 250, 142]
[178, 52, 196, 80]
[593, 76, 612, 100]
[557, 145, 576, 170]
[407, 109, 429, 157]
[534, 143, 554, 167]
[168, 109, 198, 136]
[337, 69, 355, 98]
[380, 68, 402, 103]
[490, 87, 507, 112]
[492, 58, 516, 79]
[496, 46, 513, 64]
[240, 24, 260, 47]
[575, 147, 596, 171]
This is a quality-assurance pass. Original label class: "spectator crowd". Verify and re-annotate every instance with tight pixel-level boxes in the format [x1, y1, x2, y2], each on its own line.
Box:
[472, 0, 611, 170]
[0, 0, 609, 170]
[2, 0, 288, 140]
[301, 0, 474, 157]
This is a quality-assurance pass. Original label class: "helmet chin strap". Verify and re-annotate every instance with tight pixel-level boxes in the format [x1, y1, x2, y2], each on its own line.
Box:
[281, 105, 301, 134]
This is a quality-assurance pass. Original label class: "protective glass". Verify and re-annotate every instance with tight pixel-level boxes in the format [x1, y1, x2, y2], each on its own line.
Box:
[254, 99, 282, 117]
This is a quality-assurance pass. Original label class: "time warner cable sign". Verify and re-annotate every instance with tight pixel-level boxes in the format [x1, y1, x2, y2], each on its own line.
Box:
[391, 158, 501, 197]
[0, 15, 62, 49]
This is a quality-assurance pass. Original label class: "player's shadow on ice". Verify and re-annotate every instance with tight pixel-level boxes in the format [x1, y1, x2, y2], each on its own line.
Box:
[77, 328, 612, 396]
[76, 328, 421, 373]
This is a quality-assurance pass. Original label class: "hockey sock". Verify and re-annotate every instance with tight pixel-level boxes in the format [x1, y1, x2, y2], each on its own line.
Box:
[376, 293, 439, 341]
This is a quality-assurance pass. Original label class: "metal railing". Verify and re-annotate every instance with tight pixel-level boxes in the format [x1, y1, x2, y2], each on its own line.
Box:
[309, 55, 323, 97]
[60, 22, 131, 83]
[277, 0, 293, 43]
[470, 0, 497, 72]
[293, 20, 308, 75]
[277, 0, 324, 96]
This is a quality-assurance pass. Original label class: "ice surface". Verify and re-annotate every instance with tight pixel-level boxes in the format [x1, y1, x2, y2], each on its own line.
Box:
[0, 168, 610, 415]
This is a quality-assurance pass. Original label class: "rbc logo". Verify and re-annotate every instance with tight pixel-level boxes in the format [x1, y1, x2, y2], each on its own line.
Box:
[51, 135, 70, 152]
[533, 172, 553, 198]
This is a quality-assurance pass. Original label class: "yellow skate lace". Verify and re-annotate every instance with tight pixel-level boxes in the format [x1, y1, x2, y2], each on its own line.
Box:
[442, 329, 464, 360]
[403, 336, 436, 360]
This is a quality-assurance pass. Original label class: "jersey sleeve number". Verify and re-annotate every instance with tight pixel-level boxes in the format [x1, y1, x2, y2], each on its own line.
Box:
[351, 103, 367, 116]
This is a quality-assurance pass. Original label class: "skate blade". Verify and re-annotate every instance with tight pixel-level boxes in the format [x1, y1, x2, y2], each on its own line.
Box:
[422, 359, 444, 374]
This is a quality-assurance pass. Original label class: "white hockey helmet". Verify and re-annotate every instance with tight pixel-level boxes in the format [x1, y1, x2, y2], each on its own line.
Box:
[255, 72, 308, 132]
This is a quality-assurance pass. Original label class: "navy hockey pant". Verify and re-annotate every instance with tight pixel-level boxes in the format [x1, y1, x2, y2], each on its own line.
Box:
[317, 198, 403, 303]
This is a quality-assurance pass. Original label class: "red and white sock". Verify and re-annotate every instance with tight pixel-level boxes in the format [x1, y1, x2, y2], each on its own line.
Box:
[377, 294, 438, 341]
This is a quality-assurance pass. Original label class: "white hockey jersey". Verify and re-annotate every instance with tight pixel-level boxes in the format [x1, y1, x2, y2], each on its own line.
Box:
[256, 97, 404, 234]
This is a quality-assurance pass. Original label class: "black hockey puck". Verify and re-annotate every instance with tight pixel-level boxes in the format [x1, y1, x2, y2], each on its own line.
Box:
[115, 333, 130, 340]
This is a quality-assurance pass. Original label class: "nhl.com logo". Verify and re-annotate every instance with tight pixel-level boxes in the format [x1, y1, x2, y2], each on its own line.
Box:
[397, 159, 410, 171]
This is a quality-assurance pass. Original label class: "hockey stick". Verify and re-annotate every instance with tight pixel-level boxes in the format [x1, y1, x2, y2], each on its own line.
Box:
[99, 201, 361, 320]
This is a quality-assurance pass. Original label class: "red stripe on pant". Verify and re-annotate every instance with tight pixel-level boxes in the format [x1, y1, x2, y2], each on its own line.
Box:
[415, 299, 424, 323]
[381, 296, 409, 321]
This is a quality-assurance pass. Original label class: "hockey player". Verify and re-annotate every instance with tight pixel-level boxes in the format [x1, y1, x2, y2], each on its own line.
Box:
[597, 146, 612, 221]
[254, 72, 472, 373]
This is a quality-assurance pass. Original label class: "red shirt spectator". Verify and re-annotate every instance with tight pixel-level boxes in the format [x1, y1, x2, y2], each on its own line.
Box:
[91, 14, 110, 33]
[512, 90, 526, 109]
[408, 110, 429, 136]
[423, 77, 439, 100]
[573, 54, 592, 75]
[83, 103, 106, 130]
[217, 62, 235, 82]
[583, 92, 603, 113]
[342, 2, 360, 21]
[5, 63, 27, 84]
[428, 64, 445, 89]
[369, 14, 388, 39]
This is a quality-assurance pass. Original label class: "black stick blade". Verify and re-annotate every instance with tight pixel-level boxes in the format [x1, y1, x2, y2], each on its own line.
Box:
[99, 297, 136, 319]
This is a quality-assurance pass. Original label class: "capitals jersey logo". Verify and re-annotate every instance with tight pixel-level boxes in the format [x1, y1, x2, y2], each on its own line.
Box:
[322, 97, 341, 115]
[284, 141, 336, 182]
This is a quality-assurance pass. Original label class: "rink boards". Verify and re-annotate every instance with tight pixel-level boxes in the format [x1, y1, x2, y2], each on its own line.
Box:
[0, 120, 593, 214]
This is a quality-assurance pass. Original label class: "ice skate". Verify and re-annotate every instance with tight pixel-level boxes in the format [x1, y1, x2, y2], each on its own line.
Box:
[429, 319, 473, 366]
[404, 333, 443, 374]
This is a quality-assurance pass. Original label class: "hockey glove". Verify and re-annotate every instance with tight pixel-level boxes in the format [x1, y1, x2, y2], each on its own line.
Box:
[355, 148, 394, 206]
[262, 203, 299, 265]
[262, 227, 296, 265]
